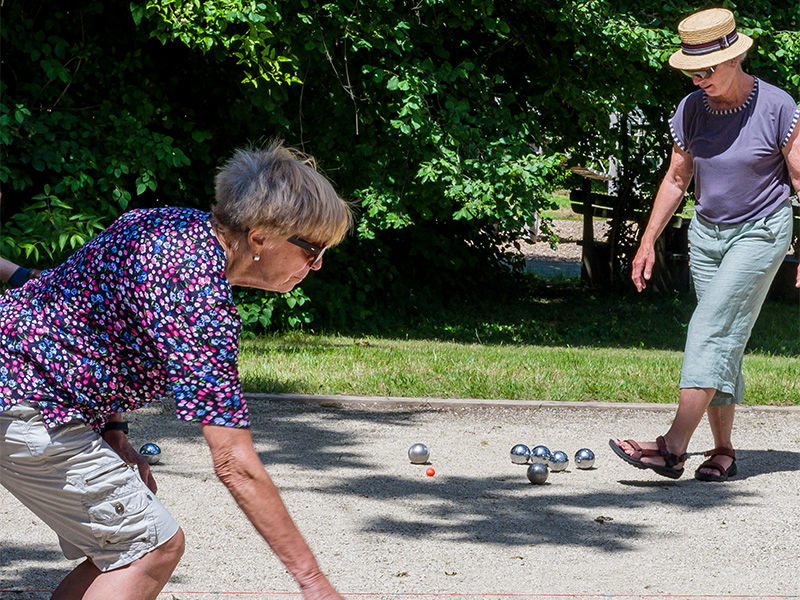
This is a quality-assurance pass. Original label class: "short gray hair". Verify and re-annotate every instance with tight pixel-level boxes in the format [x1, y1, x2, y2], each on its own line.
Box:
[212, 141, 353, 247]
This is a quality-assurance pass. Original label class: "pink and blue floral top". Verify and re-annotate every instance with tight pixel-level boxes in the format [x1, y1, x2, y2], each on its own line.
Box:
[0, 207, 249, 430]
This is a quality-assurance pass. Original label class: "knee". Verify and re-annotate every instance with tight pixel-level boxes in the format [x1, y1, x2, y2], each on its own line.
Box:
[157, 527, 186, 567]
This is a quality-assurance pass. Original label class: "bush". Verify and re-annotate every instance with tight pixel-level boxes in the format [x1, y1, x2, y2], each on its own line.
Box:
[3, 1, 798, 329]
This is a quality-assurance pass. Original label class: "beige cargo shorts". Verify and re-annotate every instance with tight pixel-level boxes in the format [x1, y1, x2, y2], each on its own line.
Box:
[0, 402, 180, 571]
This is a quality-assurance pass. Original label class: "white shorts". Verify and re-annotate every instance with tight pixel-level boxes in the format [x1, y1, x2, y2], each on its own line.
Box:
[0, 402, 180, 571]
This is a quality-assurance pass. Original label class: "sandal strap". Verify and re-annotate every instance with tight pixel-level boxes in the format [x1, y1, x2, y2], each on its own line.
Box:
[704, 447, 735, 459]
[656, 436, 688, 468]
[625, 439, 643, 453]
[625, 439, 661, 459]
[698, 458, 728, 477]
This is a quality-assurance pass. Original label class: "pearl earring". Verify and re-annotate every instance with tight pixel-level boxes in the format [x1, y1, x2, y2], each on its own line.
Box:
[253, 255, 260, 262]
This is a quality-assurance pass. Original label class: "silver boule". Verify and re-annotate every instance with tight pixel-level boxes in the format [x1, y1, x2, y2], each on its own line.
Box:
[526, 462, 549, 484]
[575, 448, 595, 469]
[139, 442, 161, 465]
[510, 444, 531, 464]
[549, 450, 569, 472]
[408, 443, 430, 464]
[530, 445, 551, 464]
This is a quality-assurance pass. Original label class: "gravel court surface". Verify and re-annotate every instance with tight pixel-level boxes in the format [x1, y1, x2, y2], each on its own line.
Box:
[2, 397, 800, 599]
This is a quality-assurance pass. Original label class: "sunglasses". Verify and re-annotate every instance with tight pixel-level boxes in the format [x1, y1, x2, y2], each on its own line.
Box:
[287, 235, 327, 267]
[681, 65, 716, 80]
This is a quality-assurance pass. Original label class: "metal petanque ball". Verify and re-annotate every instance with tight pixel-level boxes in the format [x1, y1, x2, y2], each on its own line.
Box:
[575, 448, 595, 469]
[510, 444, 531, 464]
[526, 462, 549, 484]
[549, 450, 569, 472]
[139, 443, 161, 465]
[408, 443, 430, 464]
[530, 445, 551, 465]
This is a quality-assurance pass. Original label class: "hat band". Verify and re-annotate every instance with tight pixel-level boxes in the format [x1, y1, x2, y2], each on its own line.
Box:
[681, 30, 739, 56]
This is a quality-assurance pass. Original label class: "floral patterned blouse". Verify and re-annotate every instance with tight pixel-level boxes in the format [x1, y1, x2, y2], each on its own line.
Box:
[0, 207, 249, 430]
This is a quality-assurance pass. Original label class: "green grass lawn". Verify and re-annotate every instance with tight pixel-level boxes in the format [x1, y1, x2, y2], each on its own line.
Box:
[239, 284, 800, 406]
[540, 189, 578, 220]
[538, 189, 697, 222]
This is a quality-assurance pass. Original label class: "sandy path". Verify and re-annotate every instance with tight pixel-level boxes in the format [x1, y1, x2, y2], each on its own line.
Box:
[2, 397, 799, 599]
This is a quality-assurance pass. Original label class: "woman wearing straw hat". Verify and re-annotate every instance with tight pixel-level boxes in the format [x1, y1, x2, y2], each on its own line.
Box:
[610, 8, 800, 481]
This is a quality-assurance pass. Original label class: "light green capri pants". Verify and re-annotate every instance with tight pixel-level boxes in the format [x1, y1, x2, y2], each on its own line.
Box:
[681, 201, 794, 406]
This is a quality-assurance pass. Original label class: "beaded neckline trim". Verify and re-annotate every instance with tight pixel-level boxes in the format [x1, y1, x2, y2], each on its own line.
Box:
[703, 78, 758, 115]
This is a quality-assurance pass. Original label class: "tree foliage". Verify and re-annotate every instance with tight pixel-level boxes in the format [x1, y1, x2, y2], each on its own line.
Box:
[2, 0, 798, 326]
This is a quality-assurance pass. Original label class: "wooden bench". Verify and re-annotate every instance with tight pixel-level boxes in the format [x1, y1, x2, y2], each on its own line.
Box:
[568, 186, 690, 291]
[569, 184, 800, 299]
[569, 189, 688, 227]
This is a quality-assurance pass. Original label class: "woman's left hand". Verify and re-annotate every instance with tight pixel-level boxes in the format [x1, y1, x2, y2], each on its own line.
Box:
[103, 429, 158, 493]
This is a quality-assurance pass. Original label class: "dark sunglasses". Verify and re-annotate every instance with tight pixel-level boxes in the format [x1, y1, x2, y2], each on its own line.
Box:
[287, 235, 327, 267]
[681, 65, 716, 80]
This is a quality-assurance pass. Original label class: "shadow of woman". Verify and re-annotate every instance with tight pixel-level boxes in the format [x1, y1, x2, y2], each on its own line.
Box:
[732, 449, 800, 480]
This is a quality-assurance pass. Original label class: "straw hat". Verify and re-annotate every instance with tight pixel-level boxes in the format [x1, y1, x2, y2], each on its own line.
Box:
[668, 8, 753, 70]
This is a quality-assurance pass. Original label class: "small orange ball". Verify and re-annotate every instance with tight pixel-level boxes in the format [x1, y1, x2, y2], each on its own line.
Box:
[426, 467, 435, 477]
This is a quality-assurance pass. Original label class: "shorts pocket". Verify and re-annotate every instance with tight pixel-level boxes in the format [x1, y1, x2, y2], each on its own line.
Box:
[82, 463, 156, 549]
[87, 486, 155, 548]
[83, 461, 129, 486]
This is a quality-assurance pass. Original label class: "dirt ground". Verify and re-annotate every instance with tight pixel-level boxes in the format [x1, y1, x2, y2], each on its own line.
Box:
[513, 219, 610, 278]
[2, 396, 799, 599]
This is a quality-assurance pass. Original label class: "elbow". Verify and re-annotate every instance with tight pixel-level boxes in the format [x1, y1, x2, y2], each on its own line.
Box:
[211, 444, 257, 490]
[667, 172, 691, 194]
[673, 176, 689, 192]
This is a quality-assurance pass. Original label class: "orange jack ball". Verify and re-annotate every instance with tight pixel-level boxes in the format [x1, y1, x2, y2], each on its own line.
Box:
[426, 467, 435, 477]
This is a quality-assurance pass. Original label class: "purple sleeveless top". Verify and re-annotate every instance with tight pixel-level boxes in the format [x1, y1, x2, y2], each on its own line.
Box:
[670, 78, 799, 223]
[0, 207, 249, 431]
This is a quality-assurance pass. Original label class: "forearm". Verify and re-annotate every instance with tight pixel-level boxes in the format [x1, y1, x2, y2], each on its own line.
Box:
[224, 463, 322, 586]
[203, 426, 324, 589]
[0, 257, 21, 283]
[101, 413, 158, 492]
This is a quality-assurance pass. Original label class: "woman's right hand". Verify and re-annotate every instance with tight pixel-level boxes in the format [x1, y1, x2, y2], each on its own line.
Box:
[631, 242, 656, 292]
[301, 574, 346, 600]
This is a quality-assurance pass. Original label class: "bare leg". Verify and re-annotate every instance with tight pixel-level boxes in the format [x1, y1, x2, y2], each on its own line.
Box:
[614, 387, 716, 470]
[51, 528, 185, 600]
[697, 403, 736, 475]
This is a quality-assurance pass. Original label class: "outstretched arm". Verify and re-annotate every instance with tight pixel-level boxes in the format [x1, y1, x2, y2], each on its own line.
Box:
[201, 424, 344, 600]
[0, 256, 41, 287]
[0, 257, 19, 282]
[631, 144, 694, 292]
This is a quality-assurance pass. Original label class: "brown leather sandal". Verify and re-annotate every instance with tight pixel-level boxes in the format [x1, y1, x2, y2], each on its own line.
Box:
[694, 447, 737, 482]
[608, 435, 688, 480]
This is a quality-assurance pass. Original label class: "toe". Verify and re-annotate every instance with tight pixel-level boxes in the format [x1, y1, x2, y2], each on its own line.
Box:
[613, 439, 635, 456]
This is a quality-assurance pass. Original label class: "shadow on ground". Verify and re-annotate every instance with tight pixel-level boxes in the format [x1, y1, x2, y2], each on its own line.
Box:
[6, 400, 800, 586]
[0, 545, 67, 592]
[124, 401, 800, 554]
